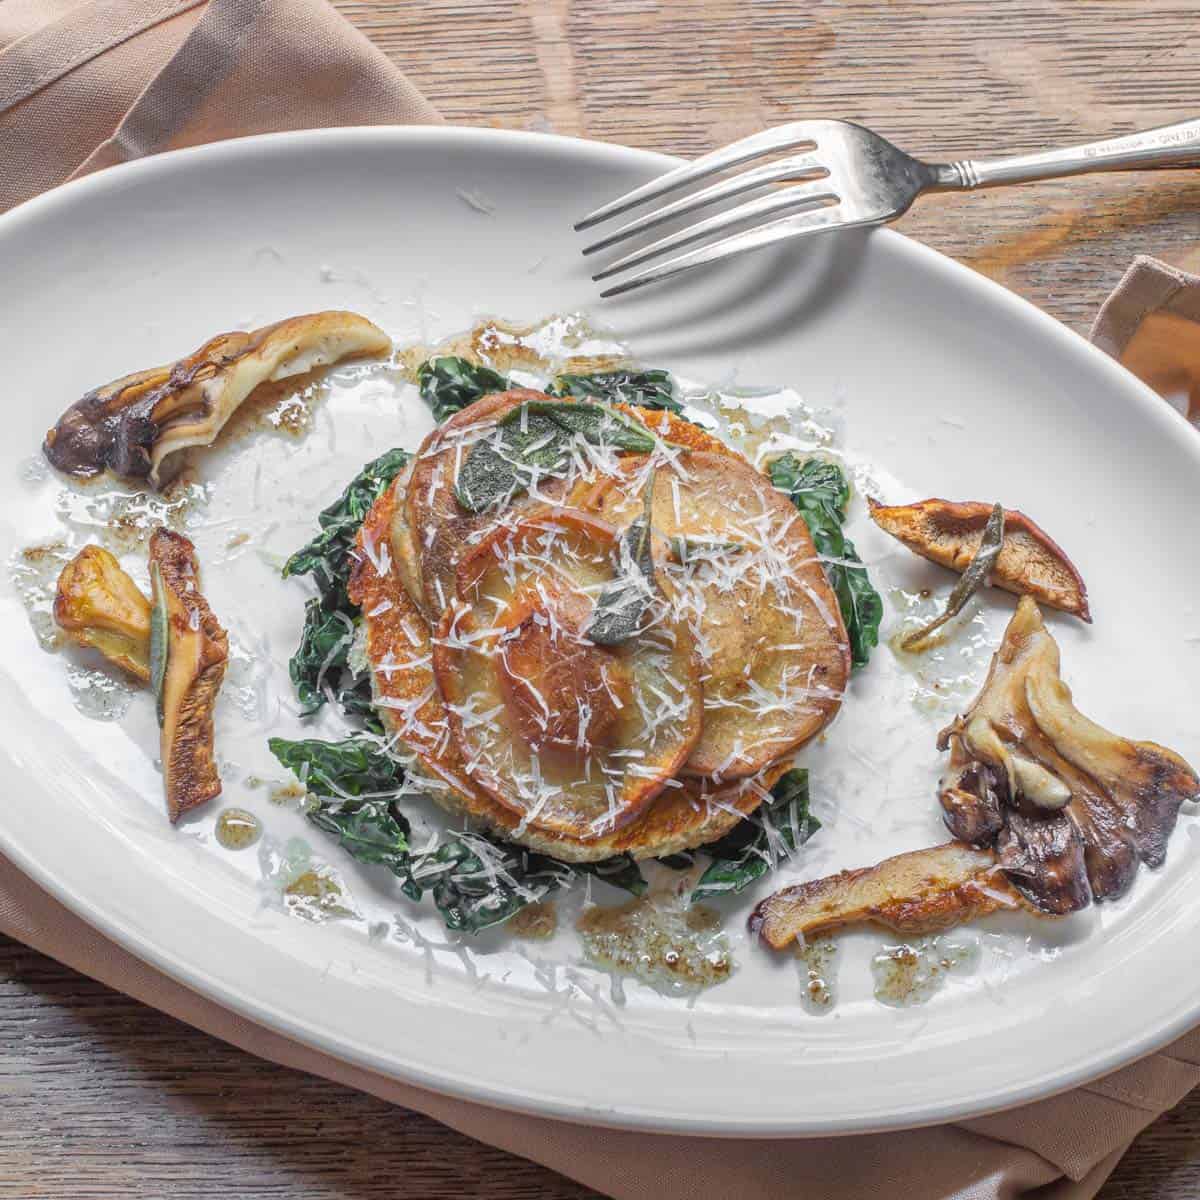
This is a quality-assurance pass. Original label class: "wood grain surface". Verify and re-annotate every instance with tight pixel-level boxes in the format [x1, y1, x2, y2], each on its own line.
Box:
[5, 2, 1199, 1198]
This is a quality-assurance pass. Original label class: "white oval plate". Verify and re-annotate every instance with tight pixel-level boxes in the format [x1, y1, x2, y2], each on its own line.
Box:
[1, 127, 1198, 1137]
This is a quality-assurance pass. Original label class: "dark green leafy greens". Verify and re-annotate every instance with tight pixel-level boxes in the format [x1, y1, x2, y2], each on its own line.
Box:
[691, 769, 820, 901]
[417, 356, 508, 422]
[548, 369, 682, 414]
[454, 400, 656, 513]
[267, 736, 647, 934]
[268, 736, 406, 799]
[282, 447, 410, 720]
[586, 469, 657, 646]
[900, 502, 1005, 650]
[768, 454, 883, 670]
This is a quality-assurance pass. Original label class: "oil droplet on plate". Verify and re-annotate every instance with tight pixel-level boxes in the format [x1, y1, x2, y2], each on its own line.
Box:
[795, 934, 839, 1014]
[576, 894, 733, 996]
[508, 900, 558, 940]
[283, 868, 356, 922]
[215, 807, 262, 850]
[871, 935, 979, 1007]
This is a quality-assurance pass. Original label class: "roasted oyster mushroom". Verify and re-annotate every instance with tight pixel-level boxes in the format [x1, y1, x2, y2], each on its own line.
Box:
[750, 842, 1024, 948]
[45, 312, 391, 487]
[869, 498, 1091, 621]
[149, 529, 228, 821]
[53, 546, 152, 682]
[938, 596, 1198, 913]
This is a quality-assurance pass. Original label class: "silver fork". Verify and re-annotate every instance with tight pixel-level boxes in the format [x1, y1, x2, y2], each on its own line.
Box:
[578, 118, 1200, 297]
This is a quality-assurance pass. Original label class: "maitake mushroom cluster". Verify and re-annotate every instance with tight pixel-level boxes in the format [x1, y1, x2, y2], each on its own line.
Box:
[938, 596, 1196, 914]
[753, 597, 1199, 948]
[353, 388, 852, 862]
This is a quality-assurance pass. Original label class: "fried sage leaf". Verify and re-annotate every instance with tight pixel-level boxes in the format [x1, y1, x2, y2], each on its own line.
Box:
[692, 769, 821, 901]
[548, 369, 682, 414]
[768, 454, 882, 670]
[417, 356, 509, 423]
[283, 447, 410, 719]
[901, 502, 1005, 651]
[454, 400, 656, 513]
[586, 469, 657, 646]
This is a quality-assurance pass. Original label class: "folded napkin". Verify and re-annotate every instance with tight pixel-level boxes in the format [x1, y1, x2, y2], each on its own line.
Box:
[3, 4, 1199, 1197]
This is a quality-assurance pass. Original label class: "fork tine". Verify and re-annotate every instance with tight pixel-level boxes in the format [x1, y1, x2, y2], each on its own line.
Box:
[581, 152, 827, 256]
[598, 206, 881, 299]
[591, 182, 838, 282]
[574, 124, 820, 231]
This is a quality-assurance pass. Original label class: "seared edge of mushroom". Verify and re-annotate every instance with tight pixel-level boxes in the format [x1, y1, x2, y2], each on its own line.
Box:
[749, 842, 1026, 949]
[149, 529, 228, 821]
[937, 596, 1199, 913]
[53, 546, 152, 682]
[44, 311, 392, 487]
[869, 497, 1091, 621]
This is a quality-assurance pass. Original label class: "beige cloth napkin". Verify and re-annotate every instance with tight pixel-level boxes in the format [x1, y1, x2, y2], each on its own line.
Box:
[3, 4, 1200, 1197]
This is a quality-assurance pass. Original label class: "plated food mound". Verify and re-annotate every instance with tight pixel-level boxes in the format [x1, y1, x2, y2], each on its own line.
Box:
[357, 384, 851, 859]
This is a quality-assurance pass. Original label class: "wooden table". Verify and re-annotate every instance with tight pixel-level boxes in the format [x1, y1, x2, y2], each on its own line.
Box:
[5, 2, 1199, 1196]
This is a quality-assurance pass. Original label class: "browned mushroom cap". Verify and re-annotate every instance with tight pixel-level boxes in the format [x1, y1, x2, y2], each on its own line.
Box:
[750, 842, 1026, 949]
[53, 546, 152, 682]
[936, 596, 1198, 911]
[869, 498, 1090, 621]
[45, 312, 391, 487]
[149, 529, 228, 822]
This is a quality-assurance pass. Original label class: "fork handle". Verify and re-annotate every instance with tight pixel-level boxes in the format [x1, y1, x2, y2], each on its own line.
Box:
[933, 119, 1200, 189]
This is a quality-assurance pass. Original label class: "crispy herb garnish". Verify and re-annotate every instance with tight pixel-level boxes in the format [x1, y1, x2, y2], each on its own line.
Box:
[454, 400, 656, 513]
[668, 535, 746, 565]
[268, 735, 647, 933]
[148, 561, 169, 725]
[586, 469, 657, 646]
[282, 447, 410, 719]
[691, 769, 820, 901]
[901, 502, 1006, 651]
[548, 369, 682, 414]
[768, 454, 882, 670]
[417, 356, 509, 423]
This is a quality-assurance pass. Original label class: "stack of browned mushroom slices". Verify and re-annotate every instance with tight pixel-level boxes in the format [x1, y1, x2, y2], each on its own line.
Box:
[753, 498, 1199, 951]
[353, 389, 853, 865]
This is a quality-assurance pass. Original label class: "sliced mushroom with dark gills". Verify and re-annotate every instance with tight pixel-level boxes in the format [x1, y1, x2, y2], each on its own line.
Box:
[937, 597, 1199, 914]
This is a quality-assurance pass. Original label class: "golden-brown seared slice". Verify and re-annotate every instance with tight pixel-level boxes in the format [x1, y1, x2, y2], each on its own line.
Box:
[45, 312, 391, 487]
[579, 452, 851, 779]
[750, 842, 1025, 949]
[401, 389, 563, 619]
[869, 497, 1091, 621]
[433, 511, 702, 839]
[399, 395, 718, 622]
[938, 596, 1199, 913]
[54, 546, 152, 682]
[353, 482, 771, 860]
[149, 529, 228, 821]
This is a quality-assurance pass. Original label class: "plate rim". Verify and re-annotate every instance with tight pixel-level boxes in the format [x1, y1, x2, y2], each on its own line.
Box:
[2, 123, 1198, 1138]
